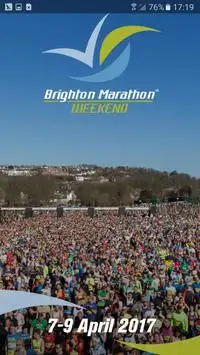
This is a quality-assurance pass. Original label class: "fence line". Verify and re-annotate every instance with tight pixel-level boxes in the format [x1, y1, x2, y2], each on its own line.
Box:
[0, 207, 149, 211]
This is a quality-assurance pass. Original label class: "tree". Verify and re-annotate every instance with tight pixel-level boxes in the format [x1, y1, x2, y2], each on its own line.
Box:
[96, 193, 111, 206]
[4, 177, 24, 206]
[139, 189, 153, 202]
[74, 183, 97, 206]
[66, 175, 76, 182]
[178, 185, 192, 198]
[0, 188, 5, 206]
[166, 189, 178, 202]
[23, 175, 56, 206]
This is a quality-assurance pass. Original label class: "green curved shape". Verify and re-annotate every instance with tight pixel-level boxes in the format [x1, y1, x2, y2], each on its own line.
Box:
[119, 336, 200, 354]
[99, 26, 160, 65]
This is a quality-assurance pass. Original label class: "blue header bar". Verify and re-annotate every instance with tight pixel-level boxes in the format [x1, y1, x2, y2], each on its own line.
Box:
[1, 0, 200, 13]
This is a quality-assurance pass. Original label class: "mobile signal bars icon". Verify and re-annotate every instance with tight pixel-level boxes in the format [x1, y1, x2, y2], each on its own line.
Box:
[139, 4, 147, 11]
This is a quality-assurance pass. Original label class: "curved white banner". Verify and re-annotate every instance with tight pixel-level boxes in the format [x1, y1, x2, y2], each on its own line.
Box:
[0, 290, 84, 315]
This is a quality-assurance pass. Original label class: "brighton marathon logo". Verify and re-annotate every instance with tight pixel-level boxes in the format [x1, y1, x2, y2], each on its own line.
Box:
[43, 14, 160, 113]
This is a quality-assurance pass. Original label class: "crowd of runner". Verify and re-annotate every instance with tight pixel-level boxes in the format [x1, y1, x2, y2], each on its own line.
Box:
[0, 203, 200, 355]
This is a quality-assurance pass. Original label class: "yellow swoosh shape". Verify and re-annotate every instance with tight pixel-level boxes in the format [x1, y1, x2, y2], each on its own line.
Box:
[119, 336, 200, 355]
[99, 26, 160, 65]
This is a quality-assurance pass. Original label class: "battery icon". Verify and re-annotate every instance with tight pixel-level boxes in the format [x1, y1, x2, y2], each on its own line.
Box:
[165, 4, 171, 11]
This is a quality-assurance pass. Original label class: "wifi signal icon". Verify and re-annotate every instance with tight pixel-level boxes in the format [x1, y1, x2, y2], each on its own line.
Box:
[131, 3, 137, 11]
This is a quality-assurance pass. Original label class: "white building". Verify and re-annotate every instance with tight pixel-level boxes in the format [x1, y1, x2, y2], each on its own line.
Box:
[7, 170, 31, 176]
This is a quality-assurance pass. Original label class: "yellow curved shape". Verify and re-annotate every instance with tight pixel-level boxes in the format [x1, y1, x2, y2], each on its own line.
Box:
[119, 336, 200, 355]
[100, 26, 160, 65]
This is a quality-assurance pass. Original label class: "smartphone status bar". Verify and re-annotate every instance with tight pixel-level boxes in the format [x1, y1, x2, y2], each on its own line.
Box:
[0, 0, 200, 14]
